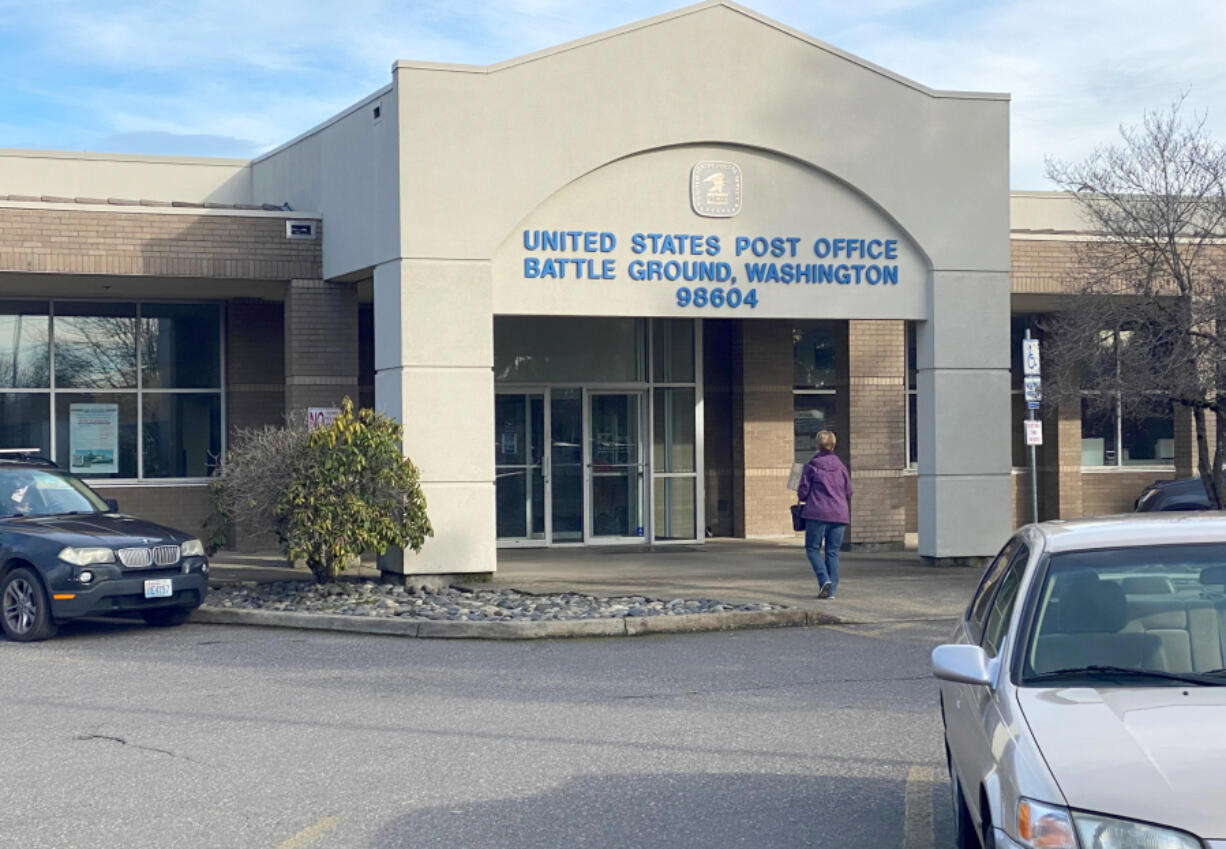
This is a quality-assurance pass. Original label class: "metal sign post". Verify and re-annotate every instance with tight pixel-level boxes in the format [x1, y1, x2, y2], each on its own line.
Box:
[1022, 330, 1041, 524]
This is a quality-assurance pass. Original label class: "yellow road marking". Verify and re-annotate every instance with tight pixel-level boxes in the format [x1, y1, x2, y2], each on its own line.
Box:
[277, 815, 342, 849]
[903, 765, 935, 849]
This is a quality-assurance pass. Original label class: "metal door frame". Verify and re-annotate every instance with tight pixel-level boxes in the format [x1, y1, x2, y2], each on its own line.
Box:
[494, 387, 549, 548]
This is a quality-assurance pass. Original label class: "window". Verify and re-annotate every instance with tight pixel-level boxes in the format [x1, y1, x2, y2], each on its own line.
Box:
[0, 300, 223, 480]
[1079, 328, 1174, 467]
[494, 317, 646, 383]
[967, 537, 1023, 643]
[906, 322, 917, 467]
[793, 322, 845, 464]
[981, 546, 1029, 658]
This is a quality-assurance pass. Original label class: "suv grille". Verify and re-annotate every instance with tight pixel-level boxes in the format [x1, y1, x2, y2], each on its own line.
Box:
[117, 545, 180, 568]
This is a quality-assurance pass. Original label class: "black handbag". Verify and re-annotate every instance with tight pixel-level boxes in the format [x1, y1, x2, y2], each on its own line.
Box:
[790, 504, 806, 532]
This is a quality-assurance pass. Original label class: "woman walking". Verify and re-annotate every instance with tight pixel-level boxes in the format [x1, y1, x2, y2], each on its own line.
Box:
[796, 430, 852, 599]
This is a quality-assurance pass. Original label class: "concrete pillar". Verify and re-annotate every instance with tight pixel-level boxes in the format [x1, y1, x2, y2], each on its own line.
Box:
[917, 271, 1012, 562]
[283, 279, 359, 414]
[373, 259, 495, 577]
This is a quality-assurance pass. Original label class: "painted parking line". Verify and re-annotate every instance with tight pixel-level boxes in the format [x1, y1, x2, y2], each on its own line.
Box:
[903, 765, 935, 849]
[276, 815, 342, 849]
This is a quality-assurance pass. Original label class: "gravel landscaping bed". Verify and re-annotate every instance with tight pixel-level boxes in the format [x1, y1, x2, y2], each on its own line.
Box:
[203, 581, 784, 622]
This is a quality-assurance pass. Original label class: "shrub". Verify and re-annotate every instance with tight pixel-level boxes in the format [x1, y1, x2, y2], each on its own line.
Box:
[211, 400, 432, 582]
[278, 399, 432, 582]
[209, 411, 310, 548]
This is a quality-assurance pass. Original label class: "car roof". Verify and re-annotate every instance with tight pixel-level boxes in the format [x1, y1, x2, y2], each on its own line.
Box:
[1033, 513, 1226, 553]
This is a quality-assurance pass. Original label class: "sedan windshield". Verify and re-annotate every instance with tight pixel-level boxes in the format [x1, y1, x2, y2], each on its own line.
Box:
[1021, 544, 1226, 686]
[0, 467, 108, 518]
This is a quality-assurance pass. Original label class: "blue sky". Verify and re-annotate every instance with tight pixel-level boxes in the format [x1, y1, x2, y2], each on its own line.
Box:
[1, 0, 1222, 188]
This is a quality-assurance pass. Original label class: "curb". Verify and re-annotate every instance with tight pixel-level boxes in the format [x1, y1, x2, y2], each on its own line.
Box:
[190, 605, 842, 639]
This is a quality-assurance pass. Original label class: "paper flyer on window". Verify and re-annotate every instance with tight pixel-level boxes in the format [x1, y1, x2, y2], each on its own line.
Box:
[69, 403, 118, 474]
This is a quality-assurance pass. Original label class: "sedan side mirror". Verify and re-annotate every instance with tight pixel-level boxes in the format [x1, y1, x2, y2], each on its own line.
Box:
[932, 644, 994, 687]
[104, 498, 119, 513]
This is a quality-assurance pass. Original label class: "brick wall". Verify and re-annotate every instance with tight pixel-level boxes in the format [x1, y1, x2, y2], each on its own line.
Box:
[847, 320, 906, 547]
[739, 320, 795, 536]
[1082, 470, 1173, 516]
[0, 207, 320, 279]
[226, 300, 285, 431]
[92, 484, 213, 538]
[283, 279, 359, 413]
[1011, 239, 1079, 294]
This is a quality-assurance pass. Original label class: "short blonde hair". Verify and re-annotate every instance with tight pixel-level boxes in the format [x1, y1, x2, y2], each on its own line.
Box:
[817, 430, 837, 452]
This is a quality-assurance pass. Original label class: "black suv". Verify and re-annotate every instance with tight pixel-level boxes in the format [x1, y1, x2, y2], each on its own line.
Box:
[0, 452, 209, 641]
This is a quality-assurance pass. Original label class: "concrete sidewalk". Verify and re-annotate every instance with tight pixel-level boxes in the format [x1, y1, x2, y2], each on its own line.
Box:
[208, 538, 982, 627]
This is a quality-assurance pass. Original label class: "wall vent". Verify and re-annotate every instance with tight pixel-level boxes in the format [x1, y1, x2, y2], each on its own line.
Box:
[285, 220, 318, 240]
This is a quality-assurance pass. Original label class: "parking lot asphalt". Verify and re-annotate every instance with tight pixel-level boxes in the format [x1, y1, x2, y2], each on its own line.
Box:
[201, 538, 983, 638]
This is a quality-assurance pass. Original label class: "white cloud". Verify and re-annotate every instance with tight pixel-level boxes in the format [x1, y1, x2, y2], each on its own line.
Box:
[0, 0, 1223, 188]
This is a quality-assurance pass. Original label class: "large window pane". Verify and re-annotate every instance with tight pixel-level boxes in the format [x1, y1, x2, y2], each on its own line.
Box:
[1123, 405, 1174, 465]
[652, 319, 694, 383]
[141, 303, 221, 388]
[1012, 394, 1029, 468]
[0, 393, 51, 457]
[54, 303, 138, 389]
[494, 317, 645, 383]
[794, 393, 837, 464]
[654, 477, 696, 541]
[653, 388, 695, 473]
[0, 301, 50, 388]
[907, 392, 918, 467]
[793, 322, 838, 389]
[906, 322, 917, 391]
[1081, 396, 1117, 466]
[55, 394, 138, 478]
[143, 394, 221, 478]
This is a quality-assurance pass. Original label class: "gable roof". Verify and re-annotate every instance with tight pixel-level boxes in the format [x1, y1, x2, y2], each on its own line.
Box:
[392, 1, 1008, 102]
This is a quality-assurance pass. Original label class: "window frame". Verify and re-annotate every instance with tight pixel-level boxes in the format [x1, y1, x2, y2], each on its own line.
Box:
[1, 298, 226, 483]
[792, 321, 845, 465]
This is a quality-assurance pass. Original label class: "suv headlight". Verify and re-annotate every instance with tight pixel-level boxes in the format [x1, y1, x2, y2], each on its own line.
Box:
[58, 546, 116, 566]
[1017, 799, 1202, 849]
[180, 538, 205, 557]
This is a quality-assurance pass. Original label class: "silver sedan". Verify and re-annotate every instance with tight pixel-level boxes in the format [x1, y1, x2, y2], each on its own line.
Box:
[933, 514, 1226, 849]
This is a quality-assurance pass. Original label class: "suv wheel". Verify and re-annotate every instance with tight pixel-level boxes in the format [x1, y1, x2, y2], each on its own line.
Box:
[141, 607, 194, 628]
[2, 568, 59, 642]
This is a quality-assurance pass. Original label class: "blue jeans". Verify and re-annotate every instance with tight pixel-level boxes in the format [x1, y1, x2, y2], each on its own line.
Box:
[805, 520, 846, 594]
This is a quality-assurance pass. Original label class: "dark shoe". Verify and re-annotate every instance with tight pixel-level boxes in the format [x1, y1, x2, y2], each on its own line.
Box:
[818, 581, 832, 599]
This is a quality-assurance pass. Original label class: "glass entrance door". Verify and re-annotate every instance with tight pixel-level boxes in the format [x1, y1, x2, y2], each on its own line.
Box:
[587, 392, 646, 540]
[494, 392, 545, 543]
[549, 388, 584, 543]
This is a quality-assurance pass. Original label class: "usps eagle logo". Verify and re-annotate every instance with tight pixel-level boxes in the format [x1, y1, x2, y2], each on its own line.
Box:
[691, 161, 742, 217]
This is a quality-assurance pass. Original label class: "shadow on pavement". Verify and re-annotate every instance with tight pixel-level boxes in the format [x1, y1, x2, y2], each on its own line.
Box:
[372, 771, 921, 849]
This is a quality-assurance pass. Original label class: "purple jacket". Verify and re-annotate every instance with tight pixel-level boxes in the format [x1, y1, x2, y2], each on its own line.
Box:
[797, 451, 852, 524]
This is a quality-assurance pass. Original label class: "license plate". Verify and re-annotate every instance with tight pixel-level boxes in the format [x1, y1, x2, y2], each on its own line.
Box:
[144, 579, 173, 599]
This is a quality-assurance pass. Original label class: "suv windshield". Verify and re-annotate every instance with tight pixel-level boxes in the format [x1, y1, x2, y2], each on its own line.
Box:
[1021, 544, 1226, 686]
[0, 467, 108, 518]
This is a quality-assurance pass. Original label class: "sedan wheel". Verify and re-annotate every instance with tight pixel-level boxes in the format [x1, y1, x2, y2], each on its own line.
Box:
[1, 568, 58, 642]
[950, 768, 982, 849]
